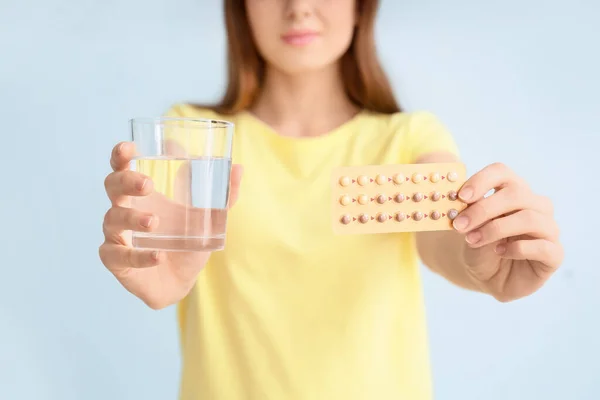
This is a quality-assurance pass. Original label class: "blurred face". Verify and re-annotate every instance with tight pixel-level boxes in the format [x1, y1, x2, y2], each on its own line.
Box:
[245, 0, 358, 75]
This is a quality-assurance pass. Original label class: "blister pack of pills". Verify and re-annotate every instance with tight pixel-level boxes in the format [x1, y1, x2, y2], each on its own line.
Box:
[331, 163, 467, 234]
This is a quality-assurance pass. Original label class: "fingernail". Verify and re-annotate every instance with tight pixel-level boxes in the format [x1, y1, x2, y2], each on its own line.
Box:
[140, 216, 153, 228]
[459, 186, 473, 201]
[465, 231, 481, 244]
[452, 215, 469, 230]
[151, 251, 160, 261]
[117, 143, 125, 155]
[137, 179, 148, 191]
[495, 244, 506, 254]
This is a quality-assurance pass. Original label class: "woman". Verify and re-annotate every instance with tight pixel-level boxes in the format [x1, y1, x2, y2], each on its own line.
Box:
[99, 0, 564, 398]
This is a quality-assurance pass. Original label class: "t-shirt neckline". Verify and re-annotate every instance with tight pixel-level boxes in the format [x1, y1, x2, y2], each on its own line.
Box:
[239, 109, 368, 147]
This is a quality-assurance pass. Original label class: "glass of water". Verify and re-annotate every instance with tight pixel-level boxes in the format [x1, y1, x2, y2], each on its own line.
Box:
[129, 117, 234, 252]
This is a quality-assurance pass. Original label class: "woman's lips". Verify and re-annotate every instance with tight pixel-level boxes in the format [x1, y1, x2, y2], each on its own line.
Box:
[281, 31, 319, 46]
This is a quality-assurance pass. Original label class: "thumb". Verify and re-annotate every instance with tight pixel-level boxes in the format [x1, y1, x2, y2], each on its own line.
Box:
[164, 139, 189, 158]
[165, 140, 192, 204]
[227, 164, 244, 208]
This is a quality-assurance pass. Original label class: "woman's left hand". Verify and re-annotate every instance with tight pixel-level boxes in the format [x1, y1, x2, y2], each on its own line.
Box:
[451, 162, 564, 302]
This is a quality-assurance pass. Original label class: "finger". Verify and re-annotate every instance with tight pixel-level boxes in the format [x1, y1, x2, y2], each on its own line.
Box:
[495, 239, 564, 271]
[110, 142, 137, 172]
[227, 164, 244, 208]
[452, 186, 536, 233]
[535, 195, 554, 215]
[458, 162, 525, 204]
[103, 206, 158, 239]
[99, 242, 162, 270]
[464, 209, 560, 248]
[104, 170, 154, 205]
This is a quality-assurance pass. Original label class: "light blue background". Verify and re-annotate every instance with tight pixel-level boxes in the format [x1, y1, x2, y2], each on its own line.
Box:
[0, 0, 597, 399]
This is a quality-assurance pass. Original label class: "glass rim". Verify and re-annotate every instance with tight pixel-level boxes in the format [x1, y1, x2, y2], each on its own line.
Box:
[129, 116, 234, 128]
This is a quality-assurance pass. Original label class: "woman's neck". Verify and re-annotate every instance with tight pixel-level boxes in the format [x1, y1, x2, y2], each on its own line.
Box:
[249, 64, 360, 138]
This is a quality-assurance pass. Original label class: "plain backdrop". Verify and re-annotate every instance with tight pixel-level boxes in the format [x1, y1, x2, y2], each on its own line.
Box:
[0, 0, 598, 399]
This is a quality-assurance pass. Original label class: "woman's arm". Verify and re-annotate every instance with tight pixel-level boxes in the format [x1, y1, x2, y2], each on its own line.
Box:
[413, 151, 485, 293]
[413, 151, 563, 302]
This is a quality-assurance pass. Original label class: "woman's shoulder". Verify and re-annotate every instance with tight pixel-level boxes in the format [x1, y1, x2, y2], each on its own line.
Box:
[361, 109, 458, 159]
[361, 109, 447, 134]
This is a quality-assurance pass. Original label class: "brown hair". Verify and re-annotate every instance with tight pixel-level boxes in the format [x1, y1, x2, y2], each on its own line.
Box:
[206, 0, 401, 115]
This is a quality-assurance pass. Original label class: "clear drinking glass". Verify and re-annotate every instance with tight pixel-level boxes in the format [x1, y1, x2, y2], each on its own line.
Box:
[129, 117, 234, 252]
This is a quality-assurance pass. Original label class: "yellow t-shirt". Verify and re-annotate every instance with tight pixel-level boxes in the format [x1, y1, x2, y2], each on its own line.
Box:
[159, 103, 459, 400]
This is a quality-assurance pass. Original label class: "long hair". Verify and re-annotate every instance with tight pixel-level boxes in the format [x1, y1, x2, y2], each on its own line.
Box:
[206, 0, 401, 115]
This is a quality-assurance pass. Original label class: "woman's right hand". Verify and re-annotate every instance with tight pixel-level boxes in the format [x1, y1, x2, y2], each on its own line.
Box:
[99, 142, 243, 309]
